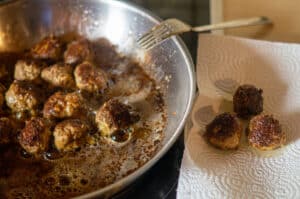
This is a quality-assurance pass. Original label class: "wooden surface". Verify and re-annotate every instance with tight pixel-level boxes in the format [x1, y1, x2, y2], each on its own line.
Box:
[210, 0, 300, 43]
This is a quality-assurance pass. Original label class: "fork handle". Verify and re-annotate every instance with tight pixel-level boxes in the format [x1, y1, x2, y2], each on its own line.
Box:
[191, 17, 271, 32]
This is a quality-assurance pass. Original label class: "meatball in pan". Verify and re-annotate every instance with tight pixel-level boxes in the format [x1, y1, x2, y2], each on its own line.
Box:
[53, 119, 90, 152]
[43, 91, 85, 119]
[19, 117, 51, 154]
[41, 63, 75, 89]
[14, 59, 45, 81]
[95, 99, 140, 137]
[31, 36, 63, 61]
[74, 61, 108, 93]
[5, 80, 41, 113]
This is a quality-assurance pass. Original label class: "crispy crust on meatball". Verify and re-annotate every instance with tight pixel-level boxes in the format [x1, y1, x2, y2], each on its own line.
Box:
[233, 84, 263, 119]
[14, 59, 44, 81]
[74, 61, 108, 92]
[95, 99, 139, 137]
[31, 36, 63, 61]
[53, 119, 89, 152]
[5, 80, 40, 112]
[41, 63, 75, 88]
[204, 112, 242, 150]
[248, 114, 286, 150]
[19, 117, 51, 154]
[43, 91, 85, 119]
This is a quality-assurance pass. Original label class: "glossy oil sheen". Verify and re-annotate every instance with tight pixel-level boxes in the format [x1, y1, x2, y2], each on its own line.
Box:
[0, 0, 195, 198]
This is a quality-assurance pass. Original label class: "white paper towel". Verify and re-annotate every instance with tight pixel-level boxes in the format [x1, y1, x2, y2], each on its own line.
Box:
[177, 35, 300, 199]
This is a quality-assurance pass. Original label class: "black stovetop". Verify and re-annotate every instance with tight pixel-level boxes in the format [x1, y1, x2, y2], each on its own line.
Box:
[113, 134, 184, 199]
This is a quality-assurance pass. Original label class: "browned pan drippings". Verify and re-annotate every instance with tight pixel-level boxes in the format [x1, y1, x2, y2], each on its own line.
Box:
[0, 35, 166, 198]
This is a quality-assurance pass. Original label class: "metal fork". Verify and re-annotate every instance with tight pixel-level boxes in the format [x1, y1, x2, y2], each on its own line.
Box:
[137, 16, 271, 50]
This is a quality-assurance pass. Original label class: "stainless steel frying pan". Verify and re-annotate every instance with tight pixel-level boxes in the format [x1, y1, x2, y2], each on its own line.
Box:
[0, 0, 195, 198]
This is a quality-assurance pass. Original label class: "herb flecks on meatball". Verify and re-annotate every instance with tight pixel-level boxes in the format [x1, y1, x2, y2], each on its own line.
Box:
[248, 114, 286, 150]
[204, 112, 242, 150]
[233, 84, 263, 119]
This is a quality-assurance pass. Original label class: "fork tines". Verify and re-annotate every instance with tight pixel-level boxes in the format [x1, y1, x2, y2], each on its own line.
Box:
[137, 22, 172, 50]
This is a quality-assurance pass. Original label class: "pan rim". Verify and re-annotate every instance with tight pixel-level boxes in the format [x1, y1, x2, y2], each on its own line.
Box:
[76, 0, 196, 198]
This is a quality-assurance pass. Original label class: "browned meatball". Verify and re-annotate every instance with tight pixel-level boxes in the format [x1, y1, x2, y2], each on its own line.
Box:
[95, 99, 139, 137]
[14, 59, 44, 81]
[248, 114, 286, 150]
[5, 81, 40, 113]
[43, 91, 85, 119]
[74, 61, 108, 92]
[19, 117, 51, 154]
[54, 119, 89, 152]
[0, 117, 13, 145]
[204, 113, 242, 150]
[64, 39, 94, 65]
[41, 63, 75, 88]
[31, 36, 63, 61]
[233, 84, 263, 119]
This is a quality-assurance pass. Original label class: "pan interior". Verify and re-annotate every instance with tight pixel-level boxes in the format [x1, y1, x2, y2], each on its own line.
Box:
[0, 0, 195, 198]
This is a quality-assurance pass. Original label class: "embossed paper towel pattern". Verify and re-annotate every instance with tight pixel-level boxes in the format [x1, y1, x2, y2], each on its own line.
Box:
[177, 35, 300, 199]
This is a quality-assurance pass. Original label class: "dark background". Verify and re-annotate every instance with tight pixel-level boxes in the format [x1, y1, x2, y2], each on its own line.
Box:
[114, 0, 209, 199]
[124, 0, 210, 62]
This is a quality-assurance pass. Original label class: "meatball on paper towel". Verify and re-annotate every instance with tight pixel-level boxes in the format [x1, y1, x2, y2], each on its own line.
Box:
[177, 35, 300, 199]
